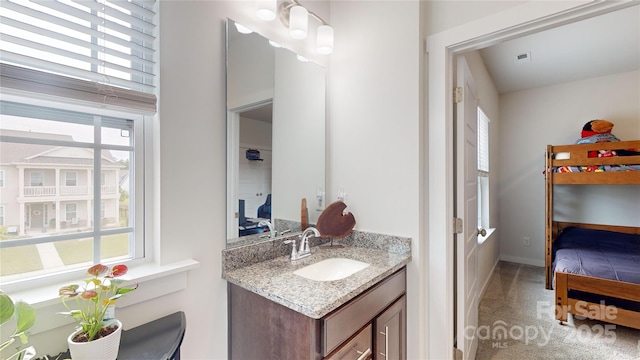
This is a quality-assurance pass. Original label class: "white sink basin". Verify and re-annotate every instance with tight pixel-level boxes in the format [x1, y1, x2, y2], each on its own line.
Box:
[293, 258, 370, 281]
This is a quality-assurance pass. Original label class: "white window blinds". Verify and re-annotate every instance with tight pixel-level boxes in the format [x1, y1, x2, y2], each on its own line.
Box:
[477, 107, 490, 175]
[0, 0, 157, 111]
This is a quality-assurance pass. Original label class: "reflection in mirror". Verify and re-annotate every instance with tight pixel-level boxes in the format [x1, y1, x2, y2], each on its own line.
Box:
[226, 19, 326, 246]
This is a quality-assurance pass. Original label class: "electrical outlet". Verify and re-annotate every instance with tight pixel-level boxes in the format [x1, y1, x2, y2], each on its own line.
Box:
[523, 237, 531, 246]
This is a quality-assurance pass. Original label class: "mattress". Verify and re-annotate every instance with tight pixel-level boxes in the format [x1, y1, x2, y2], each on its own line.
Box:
[552, 226, 640, 311]
[552, 164, 640, 173]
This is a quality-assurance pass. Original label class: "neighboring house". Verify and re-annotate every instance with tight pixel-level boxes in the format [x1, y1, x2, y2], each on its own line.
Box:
[0, 130, 125, 235]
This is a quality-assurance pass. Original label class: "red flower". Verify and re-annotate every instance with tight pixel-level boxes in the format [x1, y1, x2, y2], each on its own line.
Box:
[87, 264, 109, 277]
[81, 290, 98, 300]
[59, 285, 80, 297]
[111, 264, 128, 277]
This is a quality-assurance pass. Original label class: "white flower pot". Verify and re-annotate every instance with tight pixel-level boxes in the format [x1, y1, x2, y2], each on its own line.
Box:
[67, 319, 122, 360]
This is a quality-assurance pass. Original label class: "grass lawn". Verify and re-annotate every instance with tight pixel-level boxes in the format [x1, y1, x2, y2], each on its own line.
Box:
[0, 245, 43, 276]
[55, 234, 130, 264]
[0, 233, 130, 276]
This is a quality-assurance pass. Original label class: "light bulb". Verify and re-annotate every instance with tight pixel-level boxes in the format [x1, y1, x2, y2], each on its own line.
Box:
[268, 40, 282, 48]
[296, 54, 309, 62]
[316, 25, 334, 54]
[289, 6, 308, 39]
[256, 0, 277, 21]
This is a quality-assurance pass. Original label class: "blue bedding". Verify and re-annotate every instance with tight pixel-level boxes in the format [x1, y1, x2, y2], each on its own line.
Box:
[552, 226, 640, 311]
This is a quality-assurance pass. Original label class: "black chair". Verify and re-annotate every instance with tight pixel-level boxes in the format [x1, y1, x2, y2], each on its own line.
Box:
[257, 194, 271, 219]
[118, 311, 186, 360]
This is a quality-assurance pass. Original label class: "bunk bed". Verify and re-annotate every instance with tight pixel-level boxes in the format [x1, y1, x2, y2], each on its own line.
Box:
[545, 140, 640, 329]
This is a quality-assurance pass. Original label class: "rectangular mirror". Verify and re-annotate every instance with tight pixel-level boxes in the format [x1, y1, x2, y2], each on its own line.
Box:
[226, 19, 326, 246]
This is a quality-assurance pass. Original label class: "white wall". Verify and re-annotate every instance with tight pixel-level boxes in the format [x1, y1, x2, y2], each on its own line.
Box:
[328, 1, 422, 357]
[499, 70, 640, 266]
[152, 2, 229, 358]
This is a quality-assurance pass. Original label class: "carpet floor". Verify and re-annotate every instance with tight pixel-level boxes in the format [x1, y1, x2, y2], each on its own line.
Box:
[475, 261, 639, 360]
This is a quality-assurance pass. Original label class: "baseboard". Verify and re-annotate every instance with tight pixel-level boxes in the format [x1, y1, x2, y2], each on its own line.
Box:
[478, 256, 500, 300]
[500, 255, 544, 267]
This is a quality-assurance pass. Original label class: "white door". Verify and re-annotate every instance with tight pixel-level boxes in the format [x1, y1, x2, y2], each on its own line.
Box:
[455, 56, 479, 360]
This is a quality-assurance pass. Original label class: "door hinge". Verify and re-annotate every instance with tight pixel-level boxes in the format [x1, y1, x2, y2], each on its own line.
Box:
[454, 217, 463, 234]
[454, 87, 463, 103]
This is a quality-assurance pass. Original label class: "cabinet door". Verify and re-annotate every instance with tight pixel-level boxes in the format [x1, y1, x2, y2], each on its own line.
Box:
[325, 324, 372, 360]
[374, 295, 406, 360]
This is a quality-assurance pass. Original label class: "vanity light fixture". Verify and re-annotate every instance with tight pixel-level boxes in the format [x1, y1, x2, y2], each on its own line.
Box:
[316, 24, 334, 55]
[257, 0, 334, 55]
[289, 5, 309, 39]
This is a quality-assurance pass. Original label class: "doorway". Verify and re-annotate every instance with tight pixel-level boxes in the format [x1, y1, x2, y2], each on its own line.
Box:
[426, 2, 637, 359]
[226, 100, 273, 239]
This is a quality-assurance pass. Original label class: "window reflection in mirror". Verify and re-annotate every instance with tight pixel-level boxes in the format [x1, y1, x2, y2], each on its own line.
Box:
[226, 19, 326, 246]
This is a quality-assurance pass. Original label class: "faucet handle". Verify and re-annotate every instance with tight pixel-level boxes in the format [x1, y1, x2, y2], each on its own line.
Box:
[284, 239, 298, 259]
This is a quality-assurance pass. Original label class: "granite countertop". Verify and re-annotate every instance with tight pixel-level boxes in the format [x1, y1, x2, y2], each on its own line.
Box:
[223, 242, 411, 319]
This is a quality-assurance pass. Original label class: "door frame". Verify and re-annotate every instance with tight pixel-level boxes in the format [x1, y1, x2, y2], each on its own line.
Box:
[425, 1, 636, 359]
[226, 100, 273, 239]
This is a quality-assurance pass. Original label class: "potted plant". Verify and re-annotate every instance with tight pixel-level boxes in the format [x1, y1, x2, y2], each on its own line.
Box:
[1, 290, 36, 360]
[58, 264, 137, 360]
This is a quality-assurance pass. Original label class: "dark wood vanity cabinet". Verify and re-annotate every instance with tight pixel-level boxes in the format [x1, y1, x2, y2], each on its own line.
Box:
[325, 324, 372, 360]
[374, 295, 406, 359]
[228, 267, 406, 360]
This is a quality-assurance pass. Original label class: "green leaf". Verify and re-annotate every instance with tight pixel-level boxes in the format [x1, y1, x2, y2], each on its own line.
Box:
[115, 284, 138, 296]
[0, 292, 16, 326]
[14, 300, 36, 334]
[17, 330, 30, 345]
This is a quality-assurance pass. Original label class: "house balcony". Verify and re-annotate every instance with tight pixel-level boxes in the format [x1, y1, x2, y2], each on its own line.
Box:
[22, 185, 118, 198]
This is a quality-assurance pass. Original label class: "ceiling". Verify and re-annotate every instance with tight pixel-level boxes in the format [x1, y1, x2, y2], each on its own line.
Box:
[479, 5, 639, 94]
[238, 5, 639, 117]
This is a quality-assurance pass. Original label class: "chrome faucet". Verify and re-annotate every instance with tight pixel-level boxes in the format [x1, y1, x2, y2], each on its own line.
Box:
[298, 227, 320, 257]
[283, 227, 320, 261]
[258, 220, 276, 238]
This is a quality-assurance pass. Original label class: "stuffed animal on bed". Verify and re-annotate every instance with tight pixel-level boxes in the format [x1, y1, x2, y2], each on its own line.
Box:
[575, 119, 640, 158]
[576, 119, 620, 157]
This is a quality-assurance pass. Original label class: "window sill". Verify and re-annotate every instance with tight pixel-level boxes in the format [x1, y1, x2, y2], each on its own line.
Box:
[6, 259, 200, 335]
[477, 228, 496, 245]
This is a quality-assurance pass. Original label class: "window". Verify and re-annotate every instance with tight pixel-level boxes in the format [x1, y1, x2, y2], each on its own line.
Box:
[0, 206, 4, 226]
[0, 0, 157, 284]
[65, 172, 77, 187]
[477, 107, 490, 231]
[65, 203, 77, 222]
[30, 172, 43, 187]
[0, 101, 145, 280]
[0, 170, 4, 187]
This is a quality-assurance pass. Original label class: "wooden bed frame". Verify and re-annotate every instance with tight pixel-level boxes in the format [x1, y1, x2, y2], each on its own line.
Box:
[545, 140, 640, 329]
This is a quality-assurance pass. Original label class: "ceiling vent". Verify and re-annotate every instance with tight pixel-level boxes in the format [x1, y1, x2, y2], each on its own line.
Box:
[514, 52, 532, 64]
